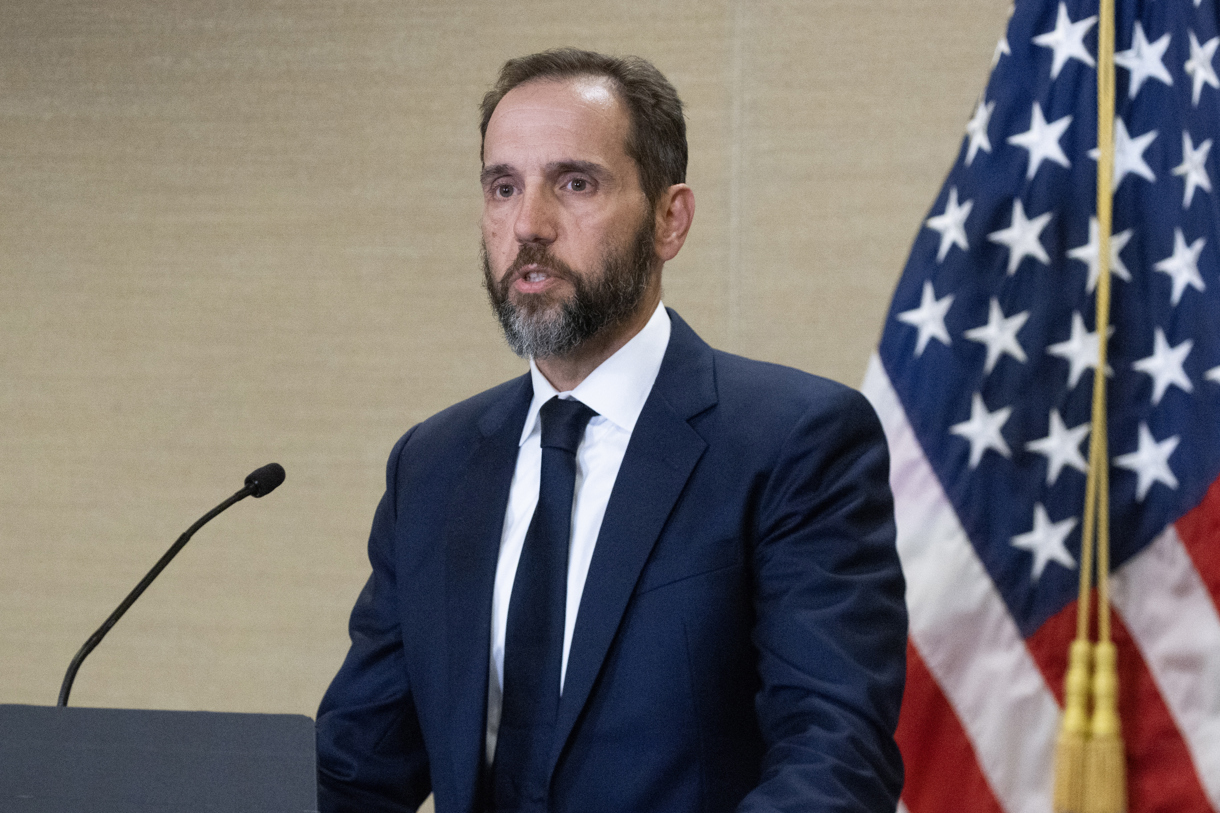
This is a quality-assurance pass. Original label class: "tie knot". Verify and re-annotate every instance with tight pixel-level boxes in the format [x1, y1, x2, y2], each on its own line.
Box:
[539, 397, 597, 454]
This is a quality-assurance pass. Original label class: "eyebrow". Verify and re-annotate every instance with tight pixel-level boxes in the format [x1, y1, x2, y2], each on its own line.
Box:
[480, 160, 609, 187]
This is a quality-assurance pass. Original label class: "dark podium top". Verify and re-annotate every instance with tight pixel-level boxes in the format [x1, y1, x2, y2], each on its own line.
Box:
[0, 704, 317, 813]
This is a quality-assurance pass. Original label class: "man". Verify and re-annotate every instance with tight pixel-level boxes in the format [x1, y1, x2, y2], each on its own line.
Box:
[317, 48, 906, 813]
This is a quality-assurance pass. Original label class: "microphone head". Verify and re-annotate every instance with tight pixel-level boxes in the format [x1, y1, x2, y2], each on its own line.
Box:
[245, 463, 286, 497]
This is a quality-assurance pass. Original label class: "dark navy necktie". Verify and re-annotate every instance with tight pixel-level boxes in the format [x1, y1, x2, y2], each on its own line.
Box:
[493, 396, 597, 812]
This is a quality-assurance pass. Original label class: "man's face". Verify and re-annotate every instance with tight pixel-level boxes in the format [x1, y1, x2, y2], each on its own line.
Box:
[480, 77, 658, 359]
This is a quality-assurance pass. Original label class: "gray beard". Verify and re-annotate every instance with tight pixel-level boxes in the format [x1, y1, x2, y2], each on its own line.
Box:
[482, 217, 657, 359]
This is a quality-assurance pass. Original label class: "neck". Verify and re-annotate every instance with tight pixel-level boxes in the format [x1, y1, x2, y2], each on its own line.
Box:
[534, 291, 660, 392]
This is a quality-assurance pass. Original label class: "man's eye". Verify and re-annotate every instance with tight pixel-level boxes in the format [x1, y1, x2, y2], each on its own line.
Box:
[496, 184, 514, 198]
[569, 178, 587, 192]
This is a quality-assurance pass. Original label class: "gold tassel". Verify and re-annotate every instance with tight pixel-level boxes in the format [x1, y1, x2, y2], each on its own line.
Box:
[1083, 641, 1125, 813]
[1053, 639, 1092, 813]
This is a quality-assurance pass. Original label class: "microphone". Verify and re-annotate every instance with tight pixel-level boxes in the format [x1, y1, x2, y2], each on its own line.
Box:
[56, 463, 286, 707]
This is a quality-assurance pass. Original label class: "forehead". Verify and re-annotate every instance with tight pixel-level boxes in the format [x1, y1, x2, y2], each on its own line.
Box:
[483, 77, 631, 167]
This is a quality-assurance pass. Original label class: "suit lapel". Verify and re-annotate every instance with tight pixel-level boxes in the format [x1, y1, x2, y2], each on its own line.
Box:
[550, 312, 718, 767]
[442, 376, 532, 813]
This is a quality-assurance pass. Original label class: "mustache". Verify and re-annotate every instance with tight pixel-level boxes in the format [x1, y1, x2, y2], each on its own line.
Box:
[502, 244, 578, 290]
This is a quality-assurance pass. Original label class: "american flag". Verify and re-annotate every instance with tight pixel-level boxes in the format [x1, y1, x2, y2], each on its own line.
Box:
[860, 1, 1220, 811]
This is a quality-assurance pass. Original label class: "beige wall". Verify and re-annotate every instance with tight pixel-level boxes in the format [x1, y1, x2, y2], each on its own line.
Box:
[1, 0, 1006, 725]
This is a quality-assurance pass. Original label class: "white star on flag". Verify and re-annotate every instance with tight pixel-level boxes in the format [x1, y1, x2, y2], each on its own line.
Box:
[897, 280, 954, 357]
[925, 187, 973, 262]
[1025, 408, 1090, 486]
[1132, 328, 1194, 406]
[1185, 31, 1219, 107]
[993, 34, 1012, 67]
[1153, 227, 1207, 306]
[1172, 132, 1213, 209]
[1207, 365, 1220, 384]
[1115, 422, 1181, 500]
[1066, 216, 1134, 293]
[1010, 503, 1078, 580]
[988, 198, 1053, 275]
[1089, 118, 1158, 188]
[950, 392, 1013, 468]
[965, 99, 995, 166]
[964, 298, 1029, 374]
[1007, 102, 1073, 179]
[1033, 2, 1098, 79]
[1114, 22, 1173, 99]
[1047, 311, 1113, 388]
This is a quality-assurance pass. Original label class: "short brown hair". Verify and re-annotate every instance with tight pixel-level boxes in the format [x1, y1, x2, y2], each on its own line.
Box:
[480, 48, 687, 207]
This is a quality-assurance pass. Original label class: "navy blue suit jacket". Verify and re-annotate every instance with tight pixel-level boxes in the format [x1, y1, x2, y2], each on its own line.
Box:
[317, 311, 906, 813]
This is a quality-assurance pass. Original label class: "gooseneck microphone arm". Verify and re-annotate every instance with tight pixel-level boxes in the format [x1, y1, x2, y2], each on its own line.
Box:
[57, 463, 285, 707]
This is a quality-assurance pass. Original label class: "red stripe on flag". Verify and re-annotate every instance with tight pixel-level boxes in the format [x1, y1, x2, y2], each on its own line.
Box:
[897, 640, 1005, 813]
[1026, 600, 1214, 813]
[1174, 476, 1220, 616]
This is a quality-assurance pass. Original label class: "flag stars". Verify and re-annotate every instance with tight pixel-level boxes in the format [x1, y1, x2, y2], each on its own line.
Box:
[1007, 103, 1073, 179]
[1172, 132, 1213, 209]
[965, 99, 995, 166]
[951, 392, 1013, 468]
[992, 4, 1014, 66]
[1066, 217, 1133, 293]
[1033, 3, 1098, 80]
[897, 280, 955, 357]
[964, 298, 1029, 374]
[1132, 328, 1194, 406]
[1114, 22, 1173, 99]
[1011, 504, 1078, 581]
[1048, 312, 1113, 389]
[1026, 409, 1090, 486]
[1090, 119, 1157, 189]
[1207, 366, 1220, 384]
[1115, 422, 1180, 500]
[1185, 31, 1219, 107]
[988, 199, 1053, 275]
[993, 34, 1012, 67]
[1154, 228, 1207, 305]
[926, 187, 973, 262]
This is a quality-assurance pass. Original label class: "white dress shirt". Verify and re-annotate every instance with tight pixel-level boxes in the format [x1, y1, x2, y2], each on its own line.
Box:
[485, 301, 671, 762]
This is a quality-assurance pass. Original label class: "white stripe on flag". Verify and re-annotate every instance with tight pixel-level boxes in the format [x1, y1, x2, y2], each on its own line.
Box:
[1112, 525, 1220, 809]
[864, 354, 1060, 813]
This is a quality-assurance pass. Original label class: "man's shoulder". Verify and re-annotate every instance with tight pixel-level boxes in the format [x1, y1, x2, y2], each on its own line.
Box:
[707, 346, 878, 429]
[664, 309, 873, 422]
[407, 373, 530, 443]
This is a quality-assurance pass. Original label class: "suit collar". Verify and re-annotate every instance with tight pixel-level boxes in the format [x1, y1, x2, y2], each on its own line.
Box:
[647, 309, 718, 423]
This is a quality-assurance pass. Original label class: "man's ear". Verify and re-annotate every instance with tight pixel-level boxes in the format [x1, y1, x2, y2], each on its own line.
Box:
[653, 184, 695, 263]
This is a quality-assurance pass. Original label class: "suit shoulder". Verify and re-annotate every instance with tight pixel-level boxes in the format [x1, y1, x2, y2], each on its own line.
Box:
[391, 374, 529, 459]
[710, 349, 875, 421]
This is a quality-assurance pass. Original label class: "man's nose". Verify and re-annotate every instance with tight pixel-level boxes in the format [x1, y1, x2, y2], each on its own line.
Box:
[513, 185, 558, 245]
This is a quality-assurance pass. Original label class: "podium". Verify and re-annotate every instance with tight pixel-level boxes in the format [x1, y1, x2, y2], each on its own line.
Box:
[0, 704, 317, 812]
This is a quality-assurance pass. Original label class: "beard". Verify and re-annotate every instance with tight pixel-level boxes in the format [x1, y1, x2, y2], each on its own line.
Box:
[482, 213, 658, 359]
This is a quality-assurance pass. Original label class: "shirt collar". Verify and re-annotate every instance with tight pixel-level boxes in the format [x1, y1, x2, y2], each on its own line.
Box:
[520, 301, 672, 445]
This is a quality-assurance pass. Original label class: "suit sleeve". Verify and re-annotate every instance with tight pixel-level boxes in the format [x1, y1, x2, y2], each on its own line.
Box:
[740, 386, 906, 813]
[316, 429, 433, 813]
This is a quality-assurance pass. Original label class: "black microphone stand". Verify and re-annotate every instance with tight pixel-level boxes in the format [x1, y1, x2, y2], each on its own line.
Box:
[57, 463, 284, 707]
